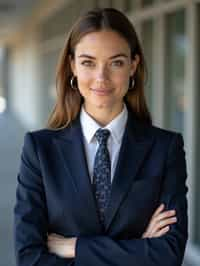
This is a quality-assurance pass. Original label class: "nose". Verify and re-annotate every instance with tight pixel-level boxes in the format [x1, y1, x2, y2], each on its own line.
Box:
[95, 65, 109, 82]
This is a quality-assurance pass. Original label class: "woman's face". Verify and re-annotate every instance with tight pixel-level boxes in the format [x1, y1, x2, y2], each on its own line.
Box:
[70, 30, 139, 114]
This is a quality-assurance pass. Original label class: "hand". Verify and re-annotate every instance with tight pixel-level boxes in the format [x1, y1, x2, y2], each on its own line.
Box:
[47, 233, 77, 258]
[142, 204, 177, 238]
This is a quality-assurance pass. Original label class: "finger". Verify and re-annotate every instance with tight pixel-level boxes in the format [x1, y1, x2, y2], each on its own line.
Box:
[48, 233, 58, 238]
[149, 216, 177, 236]
[143, 207, 176, 238]
[48, 233, 65, 239]
[148, 211, 176, 233]
[142, 232, 148, 238]
[158, 217, 177, 228]
[145, 204, 165, 228]
[144, 218, 157, 235]
[152, 204, 165, 218]
[154, 210, 176, 222]
[153, 226, 170, 238]
[47, 238, 62, 245]
[150, 207, 176, 230]
[151, 217, 177, 235]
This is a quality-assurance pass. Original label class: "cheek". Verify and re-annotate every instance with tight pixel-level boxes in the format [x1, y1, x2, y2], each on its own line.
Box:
[113, 74, 130, 94]
[76, 71, 91, 88]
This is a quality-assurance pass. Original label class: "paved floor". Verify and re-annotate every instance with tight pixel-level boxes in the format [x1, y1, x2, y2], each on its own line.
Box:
[0, 111, 192, 266]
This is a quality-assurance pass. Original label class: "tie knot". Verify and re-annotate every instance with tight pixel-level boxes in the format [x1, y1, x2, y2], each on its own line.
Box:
[95, 129, 110, 145]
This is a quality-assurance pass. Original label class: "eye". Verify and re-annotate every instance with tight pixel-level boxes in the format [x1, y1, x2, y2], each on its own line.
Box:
[111, 60, 124, 67]
[81, 60, 95, 67]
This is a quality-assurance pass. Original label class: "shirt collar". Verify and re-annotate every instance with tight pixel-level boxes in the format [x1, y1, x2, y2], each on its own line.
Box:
[80, 104, 128, 144]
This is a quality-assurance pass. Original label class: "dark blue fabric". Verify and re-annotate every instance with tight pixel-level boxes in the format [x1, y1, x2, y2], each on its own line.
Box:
[93, 129, 111, 227]
[14, 111, 188, 266]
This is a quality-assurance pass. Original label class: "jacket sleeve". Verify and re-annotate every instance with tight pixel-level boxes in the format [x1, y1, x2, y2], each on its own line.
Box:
[75, 133, 188, 266]
[14, 132, 74, 266]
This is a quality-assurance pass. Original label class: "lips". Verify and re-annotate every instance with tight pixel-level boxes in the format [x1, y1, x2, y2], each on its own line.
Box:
[90, 88, 112, 95]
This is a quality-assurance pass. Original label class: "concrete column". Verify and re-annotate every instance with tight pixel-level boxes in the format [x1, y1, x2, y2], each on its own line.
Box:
[151, 15, 165, 127]
[184, 1, 198, 243]
[9, 31, 42, 129]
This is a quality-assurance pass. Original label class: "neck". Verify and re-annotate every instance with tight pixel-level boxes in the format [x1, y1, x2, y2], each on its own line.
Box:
[83, 103, 124, 127]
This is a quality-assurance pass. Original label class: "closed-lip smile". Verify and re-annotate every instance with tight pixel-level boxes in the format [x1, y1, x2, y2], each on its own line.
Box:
[90, 88, 112, 95]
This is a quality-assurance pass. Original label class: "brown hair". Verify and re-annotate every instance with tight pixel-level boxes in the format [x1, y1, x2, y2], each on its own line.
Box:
[47, 7, 152, 129]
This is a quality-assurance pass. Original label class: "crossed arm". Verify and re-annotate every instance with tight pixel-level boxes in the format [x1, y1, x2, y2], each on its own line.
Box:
[47, 203, 177, 258]
[14, 132, 188, 266]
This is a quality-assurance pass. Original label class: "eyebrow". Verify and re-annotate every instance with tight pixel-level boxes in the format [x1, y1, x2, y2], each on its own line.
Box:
[77, 53, 129, 59]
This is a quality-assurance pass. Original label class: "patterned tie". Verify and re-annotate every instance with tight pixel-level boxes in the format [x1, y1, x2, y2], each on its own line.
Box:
[93, 129, 111, 227]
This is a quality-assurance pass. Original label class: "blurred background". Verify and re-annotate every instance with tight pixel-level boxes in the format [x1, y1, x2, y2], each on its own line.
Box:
[0, 0, 199, 265]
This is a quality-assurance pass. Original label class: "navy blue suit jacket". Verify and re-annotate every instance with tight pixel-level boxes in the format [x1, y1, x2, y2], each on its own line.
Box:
[14, 111, 188, 266]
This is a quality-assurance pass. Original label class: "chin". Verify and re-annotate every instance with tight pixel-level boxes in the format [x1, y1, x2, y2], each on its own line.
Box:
[94, 101, 113, 109]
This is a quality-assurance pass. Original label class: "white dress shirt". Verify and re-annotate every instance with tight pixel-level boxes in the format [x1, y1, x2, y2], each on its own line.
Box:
[80, 104, 128, 183]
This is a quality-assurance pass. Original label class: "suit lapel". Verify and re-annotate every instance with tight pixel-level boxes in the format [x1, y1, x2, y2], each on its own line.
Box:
[53, 117, 103, 233]
[53, 111, 155, 233]
[104, 112, 155, 231]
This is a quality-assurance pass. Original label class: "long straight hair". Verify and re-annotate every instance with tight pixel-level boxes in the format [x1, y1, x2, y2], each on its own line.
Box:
[47, 8, 152, 129]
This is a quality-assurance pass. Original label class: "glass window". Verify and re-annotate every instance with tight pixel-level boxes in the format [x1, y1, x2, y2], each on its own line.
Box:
[164, 10, 187, 135]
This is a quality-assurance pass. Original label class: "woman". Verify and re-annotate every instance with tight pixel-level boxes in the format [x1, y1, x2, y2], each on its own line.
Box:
[14, 7, 188, 266]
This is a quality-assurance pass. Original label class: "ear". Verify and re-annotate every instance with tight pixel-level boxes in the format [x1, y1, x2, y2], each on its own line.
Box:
[69, 55, 77, 76]
[130, 54, 140, 76]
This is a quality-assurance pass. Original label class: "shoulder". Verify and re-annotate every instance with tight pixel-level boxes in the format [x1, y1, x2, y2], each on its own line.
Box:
[26, 127, 62, 138]
[25, 126, 69, 139]
[129, 111, 183, 146]
[23, 126, 69, 149]
[147, 124, 184, 150]
[132, 113, 184, 149]
[150, 124, 182, 139]
[137, 124, 186, 165]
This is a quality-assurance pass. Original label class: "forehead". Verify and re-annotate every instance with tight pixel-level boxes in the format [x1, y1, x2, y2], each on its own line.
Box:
[75, 30, 131, 57]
